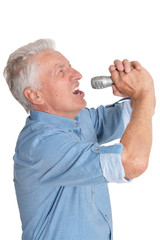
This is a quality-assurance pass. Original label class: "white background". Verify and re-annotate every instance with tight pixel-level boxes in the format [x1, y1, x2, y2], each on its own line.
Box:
[0, 0, 160, 239]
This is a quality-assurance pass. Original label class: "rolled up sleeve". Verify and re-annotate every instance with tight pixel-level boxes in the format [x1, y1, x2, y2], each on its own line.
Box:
[100, 150, 129, 183]
[91, 143, 130, 183]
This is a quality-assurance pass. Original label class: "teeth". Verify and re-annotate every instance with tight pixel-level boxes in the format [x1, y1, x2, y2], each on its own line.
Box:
[73, 87, 79, 93]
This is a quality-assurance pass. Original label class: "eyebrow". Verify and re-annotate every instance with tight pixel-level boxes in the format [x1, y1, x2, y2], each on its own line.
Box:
[55, 62, 71, 69]
[55, 64, 65, 69]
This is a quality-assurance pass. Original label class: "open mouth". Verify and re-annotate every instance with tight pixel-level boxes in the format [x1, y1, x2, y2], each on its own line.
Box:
[72, 86, 83, 95]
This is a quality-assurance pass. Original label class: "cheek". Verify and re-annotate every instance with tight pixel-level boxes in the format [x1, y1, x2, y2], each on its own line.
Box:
[51, 89, 71, 104]
[43, 80, 72, 104]
[45, 82, 62, 99]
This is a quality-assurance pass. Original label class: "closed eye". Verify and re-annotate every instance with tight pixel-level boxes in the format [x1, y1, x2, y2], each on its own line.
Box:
[56, 67, 64, 75]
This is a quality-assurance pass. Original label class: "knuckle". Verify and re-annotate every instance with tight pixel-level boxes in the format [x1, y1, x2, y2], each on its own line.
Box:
[114, 59, 120, 64]
[123, 59, 129, 64]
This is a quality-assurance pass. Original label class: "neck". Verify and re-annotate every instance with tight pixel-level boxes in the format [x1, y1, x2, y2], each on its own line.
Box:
[33, 106, 79, 119]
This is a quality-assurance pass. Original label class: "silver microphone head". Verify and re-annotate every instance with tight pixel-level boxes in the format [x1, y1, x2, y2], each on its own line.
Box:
[91, 76, 114, 89]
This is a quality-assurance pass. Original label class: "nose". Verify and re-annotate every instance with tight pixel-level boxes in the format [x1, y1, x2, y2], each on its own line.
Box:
[71, 67, 82, 80]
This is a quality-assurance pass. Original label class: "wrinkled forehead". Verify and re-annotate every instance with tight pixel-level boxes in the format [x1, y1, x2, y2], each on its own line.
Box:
[34, 50, 69, 68]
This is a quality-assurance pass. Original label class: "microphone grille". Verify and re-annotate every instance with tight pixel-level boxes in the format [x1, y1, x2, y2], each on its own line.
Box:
[91, 76, 113, 89]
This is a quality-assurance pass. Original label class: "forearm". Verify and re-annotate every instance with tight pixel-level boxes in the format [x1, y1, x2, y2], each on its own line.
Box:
[109, 59, 156, 179]
[121, 95, 153, 179]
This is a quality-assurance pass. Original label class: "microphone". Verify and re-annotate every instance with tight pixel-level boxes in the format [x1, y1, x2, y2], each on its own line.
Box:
[91, 76, 114, 89]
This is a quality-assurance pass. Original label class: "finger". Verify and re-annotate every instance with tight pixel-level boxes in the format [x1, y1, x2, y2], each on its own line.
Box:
[119, 70, 126, 78]
[122, 59, 131, 73]
[130, 61, 142, 70]
[109, 65, 116, 72]
[114, 59, 124, 71]
[111, 68, 126, 85]
[110, 69, 120, 84]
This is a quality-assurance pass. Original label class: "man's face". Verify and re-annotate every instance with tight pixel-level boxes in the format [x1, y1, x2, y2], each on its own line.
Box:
[35, 50, 86, 119]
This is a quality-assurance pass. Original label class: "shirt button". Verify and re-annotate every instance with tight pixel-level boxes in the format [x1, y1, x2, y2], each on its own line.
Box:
[69, 129, 72, 132]
[105, 215, 108, 219]
[94, 147, 99, 151]
[75, 122, 78, 127]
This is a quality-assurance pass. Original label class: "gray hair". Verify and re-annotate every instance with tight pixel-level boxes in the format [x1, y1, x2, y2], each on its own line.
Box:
[3, 39, 55, 113]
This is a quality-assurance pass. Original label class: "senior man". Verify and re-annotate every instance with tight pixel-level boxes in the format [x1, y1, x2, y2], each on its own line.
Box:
[4, 39, 155, 240]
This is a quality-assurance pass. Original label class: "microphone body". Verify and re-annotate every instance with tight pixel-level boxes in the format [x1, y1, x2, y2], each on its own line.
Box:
[91, 76, 114, 89]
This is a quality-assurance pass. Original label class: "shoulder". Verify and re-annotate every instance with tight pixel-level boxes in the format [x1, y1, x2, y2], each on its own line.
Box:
[16, 120, 71, 153]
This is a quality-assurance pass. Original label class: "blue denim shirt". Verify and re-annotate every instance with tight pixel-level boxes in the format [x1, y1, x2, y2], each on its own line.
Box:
[14, 98, 131, 240]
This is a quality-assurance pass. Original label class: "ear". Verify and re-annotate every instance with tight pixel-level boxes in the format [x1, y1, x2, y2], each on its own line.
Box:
[24, 88, 44, 105]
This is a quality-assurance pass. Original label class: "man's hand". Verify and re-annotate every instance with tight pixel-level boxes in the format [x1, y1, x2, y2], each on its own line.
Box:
[109, 59, 156, 114]
[109, 59, 142, 98]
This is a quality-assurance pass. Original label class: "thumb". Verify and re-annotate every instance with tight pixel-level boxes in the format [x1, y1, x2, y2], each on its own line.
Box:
[112, 85, 122, 96]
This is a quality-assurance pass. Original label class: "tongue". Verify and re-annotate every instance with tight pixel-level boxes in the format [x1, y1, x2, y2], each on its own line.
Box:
[73, 90, 81, 94]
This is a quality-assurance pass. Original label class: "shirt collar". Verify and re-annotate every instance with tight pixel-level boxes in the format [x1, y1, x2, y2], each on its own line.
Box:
[29, 110, 80, 130]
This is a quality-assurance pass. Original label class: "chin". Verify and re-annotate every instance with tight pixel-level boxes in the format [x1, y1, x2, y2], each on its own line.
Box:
[70, 99, 87, 116]
[79, 99, 87, 109]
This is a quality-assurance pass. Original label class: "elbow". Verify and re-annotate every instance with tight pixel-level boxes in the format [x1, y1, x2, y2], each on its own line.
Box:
[122, 154, 149, 179]
[134, 160, 148, 177]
